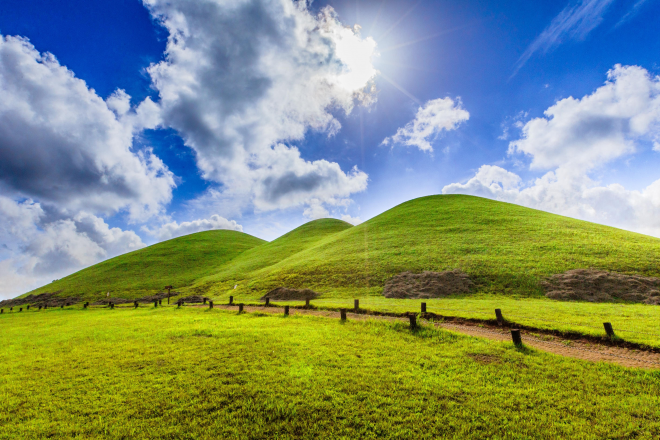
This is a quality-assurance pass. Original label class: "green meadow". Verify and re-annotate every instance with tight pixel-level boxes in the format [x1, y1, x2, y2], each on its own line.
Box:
[21, 195, 660, 347]
[1, 306, 659, 439]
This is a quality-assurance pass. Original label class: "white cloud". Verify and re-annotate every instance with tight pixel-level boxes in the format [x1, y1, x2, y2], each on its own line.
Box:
[513, 0, 615, 76]
[382, 98, 469, 152]
[444, 65, 660, 237]
[144, 0, 375, 215]
[0, 36, 175, 221]
[509, 65, 660, 171]
[145, 215, 243, 241]
[0, 196, 145, 298]
[340, 214, 362, 225]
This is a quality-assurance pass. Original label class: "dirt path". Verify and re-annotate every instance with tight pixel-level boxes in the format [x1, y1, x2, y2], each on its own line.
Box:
[209, 304, 660, 369]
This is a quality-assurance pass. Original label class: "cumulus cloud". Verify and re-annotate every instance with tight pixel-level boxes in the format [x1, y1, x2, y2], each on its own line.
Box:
[340, 214, 362, 225]
[510, 65, 660, 170]
[0, 196, 145, 298]
[513, 0, 615, 76]
[144, 0, 375, 214]
[0, 35, 175, 221]
[145, 215, 243, 241]
[444, 65, 660, 237]
[382, 98, 469, 152]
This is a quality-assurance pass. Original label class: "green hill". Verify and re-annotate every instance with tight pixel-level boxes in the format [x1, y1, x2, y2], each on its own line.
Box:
[191, 195, 660, 298]
[27, 230, 266, 300]
[25, 195, 660, 301]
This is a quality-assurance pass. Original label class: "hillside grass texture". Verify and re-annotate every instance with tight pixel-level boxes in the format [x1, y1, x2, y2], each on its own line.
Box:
[1, 306, 659, 439]
[28, 230, 265, 300]
[193, 195, 660, 299]
[20, 195, 660, 347]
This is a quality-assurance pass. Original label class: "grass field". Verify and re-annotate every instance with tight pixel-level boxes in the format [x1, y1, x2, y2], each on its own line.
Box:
[1, 306, 659, 439]
[18, 195, 660, 350]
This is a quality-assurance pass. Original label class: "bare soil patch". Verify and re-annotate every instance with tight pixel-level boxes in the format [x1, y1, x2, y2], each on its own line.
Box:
[261, 287, 319, 301]
[179, 295, 208, 304]
[383, 270, 473, 299]
[467, 353, 502, 365]
[543, 269, 660, 304]
[0, 292, 80, 308]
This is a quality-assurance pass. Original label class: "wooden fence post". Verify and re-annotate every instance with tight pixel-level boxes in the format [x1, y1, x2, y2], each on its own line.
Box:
[134, 301, 138, 308]
[154, 300, 158, 308]
[229, 296, 233, 305]
[0, 309, 3, 314]
[340, 309, 347, 321]
[409, 314, 417, 329]
[19, 308, 22, 312]
[511, 329, 522, 346]
[421, 303, 426, 313]
[305, 298, 310, 307]
[495, 309, 504, 325]
[110, 302, 114, 309]
[209, 301, 214, 309]
[604, 322, 615, 338]
[238, 304, 244, 313]
[159, 299, 162, 306]
[284, 305, 289, 316]
[354, 299, 359, 312]
[265, 298, 270, 307]
[27, 305, 30, 310]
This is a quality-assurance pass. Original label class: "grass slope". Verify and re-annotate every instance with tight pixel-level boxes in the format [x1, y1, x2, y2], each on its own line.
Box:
[1, 307, 659, 438]
[27, 230, 266, 300]
[193, 195, 660, 298]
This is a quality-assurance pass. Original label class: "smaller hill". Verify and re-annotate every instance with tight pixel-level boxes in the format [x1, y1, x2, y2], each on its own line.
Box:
[189, 218, 353, 293]
[25, 230, 266, 301]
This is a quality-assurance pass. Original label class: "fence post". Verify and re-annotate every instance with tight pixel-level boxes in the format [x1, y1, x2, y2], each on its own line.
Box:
[83, 302, 87, 309]
[10, 307, 13, 312]
[27, 305, 30, 310]
[159, 299, 162, 306]
[110, 302, 114, 309]
[354, 299, 359, 312]
[305, 298, 310, 307]
[340, 309, 346, 321]
[19, 307, 23, 312]
[284, 305, 289, 316]
[409, 314, 417, 329]
[204, 298, 207, 305]
[39, 306, 42, 310]
[511, 329, 522, 346]
[265, 298, 270, 307]
[495, 309, 504, 325]
[421, 302, 426, 313]
[209, 301, 214, 309]
[134, 301, 138, 308]
[154, 300, 158, 308]
[604, 322, 615, 338]
[0, 309, 3, 314]
[238, 304, 244, 313]
[177, 300, 182, 308]
[229, 296, 233, 305]
[60, 304, 63, 309]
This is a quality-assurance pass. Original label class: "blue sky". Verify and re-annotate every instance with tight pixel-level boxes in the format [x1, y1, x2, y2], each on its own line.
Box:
[1, 0, 659, 297]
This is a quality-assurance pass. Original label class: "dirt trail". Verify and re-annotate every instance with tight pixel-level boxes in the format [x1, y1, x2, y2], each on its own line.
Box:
[211, 304, 660, 369]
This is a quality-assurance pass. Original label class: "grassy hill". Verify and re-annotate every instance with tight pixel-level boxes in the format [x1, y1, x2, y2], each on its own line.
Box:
[27, 230, 266, 300]
[26, 195, 660, 302]
[191, 195, 660, 299]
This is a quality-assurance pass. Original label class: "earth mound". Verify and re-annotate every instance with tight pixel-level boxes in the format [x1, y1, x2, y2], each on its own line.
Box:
[383, 270, 473, 299]
[261, 287, 320, 301]
[543, 269, 660, 304]
[0, 292, 81, 308]
[179, 295, 208, 303]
